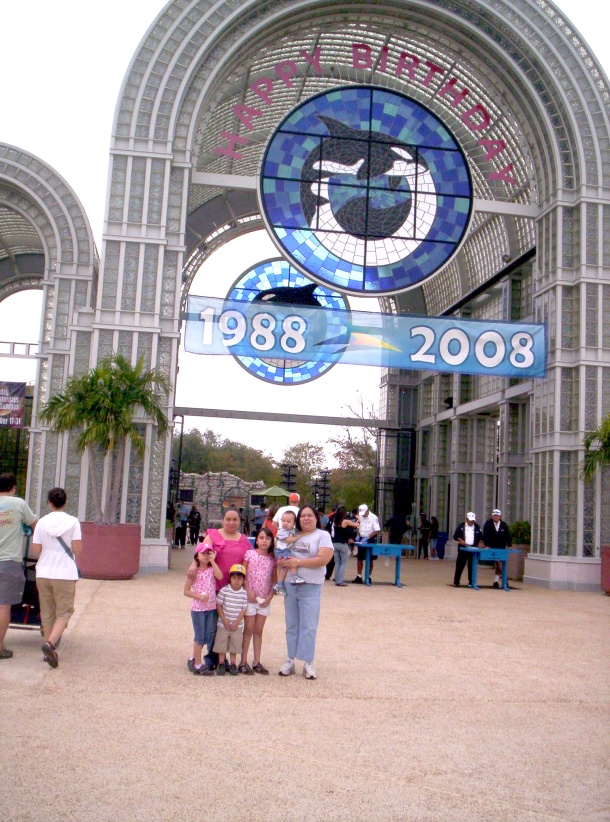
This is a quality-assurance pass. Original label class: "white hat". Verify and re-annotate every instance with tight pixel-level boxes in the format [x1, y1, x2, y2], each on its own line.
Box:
[358, 504, 368, 515]
[492, 508, 502, 516]
[466, 512, 476, 520]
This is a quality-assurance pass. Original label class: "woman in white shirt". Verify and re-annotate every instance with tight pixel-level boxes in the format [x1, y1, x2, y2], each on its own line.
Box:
[277, 504, 333, 680]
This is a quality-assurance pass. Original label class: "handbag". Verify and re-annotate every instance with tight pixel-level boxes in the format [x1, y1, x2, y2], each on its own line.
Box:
[57, 535, 81, 579]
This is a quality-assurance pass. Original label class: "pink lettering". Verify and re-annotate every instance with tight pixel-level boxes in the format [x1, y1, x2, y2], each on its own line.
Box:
[300, 47, 322, 74]
[489, 164, 518, 186]
[477, 139, 508, 161]
[379, 45, 389, 74]
[438, 78, 470, 108]
[275, 60, 298, 88]
[233, 104, 263, 132]
[353, 43, 372, 70]
[214, 131, 249, 160]
[462, 104, 491, 131]
[422, 60, 445, 86]
[396, 52, 419, 81]
[250, 77, 274, 106]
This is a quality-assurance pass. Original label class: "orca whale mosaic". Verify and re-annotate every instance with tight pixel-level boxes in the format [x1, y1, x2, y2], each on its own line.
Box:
[258, 86, 473, 295]
[221, 259, 349, 384]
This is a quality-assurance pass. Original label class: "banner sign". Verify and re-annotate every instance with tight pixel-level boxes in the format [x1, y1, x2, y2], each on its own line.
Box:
[0, 382, 26, 428]
[185, 296, 546, 378]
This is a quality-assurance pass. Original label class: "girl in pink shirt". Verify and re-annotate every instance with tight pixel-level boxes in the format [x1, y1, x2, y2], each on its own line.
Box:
[184, 546, 222, 675]
[238, 527, 276, 675]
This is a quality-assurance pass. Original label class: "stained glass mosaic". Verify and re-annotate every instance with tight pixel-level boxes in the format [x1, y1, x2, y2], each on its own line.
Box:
[259, 86, 473, 296]
[227, 259, 349, 385]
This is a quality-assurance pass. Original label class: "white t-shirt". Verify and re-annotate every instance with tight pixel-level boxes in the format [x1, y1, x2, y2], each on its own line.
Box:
[358, 512, 380, 540]
[290, 528, 333, 585]
[464, 523, 475, 546]
[272, 505, 300, 525]
[34, 511, 82, 581]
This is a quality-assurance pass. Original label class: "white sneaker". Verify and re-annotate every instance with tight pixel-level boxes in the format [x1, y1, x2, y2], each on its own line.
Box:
[278, 658, 295, 676]
[303, 662, 317, 680]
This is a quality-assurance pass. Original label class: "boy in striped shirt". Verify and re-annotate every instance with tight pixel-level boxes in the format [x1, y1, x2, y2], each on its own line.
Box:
[214, 564, 248, 676]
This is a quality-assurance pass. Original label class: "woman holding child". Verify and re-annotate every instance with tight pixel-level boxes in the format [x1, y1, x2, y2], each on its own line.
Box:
[278, 505, 333, 680]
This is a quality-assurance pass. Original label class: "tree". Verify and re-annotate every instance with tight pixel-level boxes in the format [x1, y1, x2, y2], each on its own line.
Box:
[173, 427, 279, 484]
[581, 412, 610, 482]
[324, 393, 377, 508]
[280, 441, 326, 500]
[327, 392, 378, 471]
[40, 353, 170, 522]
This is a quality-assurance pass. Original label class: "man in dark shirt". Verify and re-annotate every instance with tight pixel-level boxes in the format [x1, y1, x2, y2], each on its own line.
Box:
[453, 512, 484, 587]
[483, 508, 512, 588]
[418, 514, 431, 559]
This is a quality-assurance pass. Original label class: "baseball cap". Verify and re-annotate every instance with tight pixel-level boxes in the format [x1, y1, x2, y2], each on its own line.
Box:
[229, 564, 246, 577]
[358, 504, 368, 515]
[289, 493, 300, 503]
[492, 508, 502, 516]
[466, 512, 476, 520]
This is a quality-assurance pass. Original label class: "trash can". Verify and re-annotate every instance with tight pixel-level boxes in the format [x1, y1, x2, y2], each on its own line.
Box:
[436, 532, 448, 559]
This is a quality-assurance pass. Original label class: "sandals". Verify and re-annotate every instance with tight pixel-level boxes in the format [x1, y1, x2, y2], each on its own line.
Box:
[238, 663, 254, 675]
[41, 641, 59, 669]
[252, 662, 269, 675]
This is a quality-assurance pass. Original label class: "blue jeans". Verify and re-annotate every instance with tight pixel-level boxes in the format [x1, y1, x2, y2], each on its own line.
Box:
[283, 582, 322, 664]
[333, 543, 349, 584]
[191, 609, 217, 668]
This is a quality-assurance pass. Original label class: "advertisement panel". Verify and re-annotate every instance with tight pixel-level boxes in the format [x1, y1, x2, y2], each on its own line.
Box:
[0, 382, 26, 428]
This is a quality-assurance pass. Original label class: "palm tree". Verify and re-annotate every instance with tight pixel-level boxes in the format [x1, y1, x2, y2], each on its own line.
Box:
[40, 353, 171, 522]
[580, 412, 610, 482]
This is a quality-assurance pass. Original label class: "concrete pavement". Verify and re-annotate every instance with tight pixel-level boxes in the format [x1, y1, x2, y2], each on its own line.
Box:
[2, 550, 609, 821]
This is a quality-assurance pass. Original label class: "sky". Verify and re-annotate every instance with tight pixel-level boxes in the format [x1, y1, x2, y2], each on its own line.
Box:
[0, 0, 607, 463]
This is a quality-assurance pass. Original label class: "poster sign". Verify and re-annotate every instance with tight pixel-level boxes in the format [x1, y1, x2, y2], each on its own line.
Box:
[185, 296, 546, 379]
[0, 382, 26, 428]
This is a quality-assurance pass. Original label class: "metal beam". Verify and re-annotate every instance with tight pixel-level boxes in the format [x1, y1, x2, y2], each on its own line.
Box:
[191, 171, 257, 190]
[173, 406, 400, 429]
[475, 199, 538, 218]
[189, 178, 539, 220]
[0, 341, 38, 359]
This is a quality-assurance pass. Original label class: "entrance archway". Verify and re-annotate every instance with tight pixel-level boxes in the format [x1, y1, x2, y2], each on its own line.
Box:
[28, 1, 609, 585]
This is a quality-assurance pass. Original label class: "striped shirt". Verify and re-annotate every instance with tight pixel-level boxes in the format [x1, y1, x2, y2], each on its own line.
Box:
[217, 584, 248, 628]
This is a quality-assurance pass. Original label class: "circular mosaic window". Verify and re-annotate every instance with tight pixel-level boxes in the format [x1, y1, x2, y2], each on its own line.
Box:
[259, 86, 472, 296]
[227, 259, 349, 385]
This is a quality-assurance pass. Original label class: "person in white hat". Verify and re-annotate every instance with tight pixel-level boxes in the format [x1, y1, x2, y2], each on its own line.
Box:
[483, 508, 512, 588]
[272, 492, 301, 525]
[352, 504, 381, 584]
[452, 512, 484, 587]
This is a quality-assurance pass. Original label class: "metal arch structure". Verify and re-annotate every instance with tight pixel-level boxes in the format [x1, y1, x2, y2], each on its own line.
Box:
[27, 0, 609, 583]
[0, 144, 99, 517]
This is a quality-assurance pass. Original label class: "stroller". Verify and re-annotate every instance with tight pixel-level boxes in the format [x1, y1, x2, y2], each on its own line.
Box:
[9, 525, 41, 630]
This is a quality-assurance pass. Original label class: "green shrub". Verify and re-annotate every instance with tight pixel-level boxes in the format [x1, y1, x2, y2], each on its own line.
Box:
[511, 520, 531, 545]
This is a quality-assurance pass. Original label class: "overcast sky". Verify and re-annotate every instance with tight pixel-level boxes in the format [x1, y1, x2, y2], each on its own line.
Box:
[0, 0, 607, 462]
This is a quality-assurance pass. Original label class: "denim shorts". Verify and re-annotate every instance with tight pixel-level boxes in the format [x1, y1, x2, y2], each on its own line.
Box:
[274, 548, 291, 560]
[191, 608, 217, 647]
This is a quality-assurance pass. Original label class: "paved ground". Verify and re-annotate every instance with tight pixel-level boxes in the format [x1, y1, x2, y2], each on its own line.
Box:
[2, 549, 609, 821]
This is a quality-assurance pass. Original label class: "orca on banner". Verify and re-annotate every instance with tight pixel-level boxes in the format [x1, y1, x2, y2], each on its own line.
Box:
[185, 295, 546, 379]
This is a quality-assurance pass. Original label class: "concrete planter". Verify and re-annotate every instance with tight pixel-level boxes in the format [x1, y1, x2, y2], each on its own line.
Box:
[78, 522, 142, 580]
[508, 544, 529, 581]
[601, 546, 610, 595]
